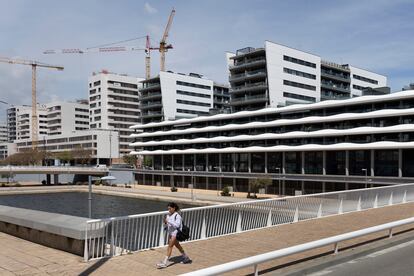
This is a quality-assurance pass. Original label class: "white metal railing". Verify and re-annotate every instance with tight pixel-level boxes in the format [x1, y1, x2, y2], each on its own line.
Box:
[182, 216, 414, 276]
[83, 183, 414, 261]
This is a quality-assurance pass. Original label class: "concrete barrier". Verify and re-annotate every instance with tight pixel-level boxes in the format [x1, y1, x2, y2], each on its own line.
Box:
[0, 205, 102, 256]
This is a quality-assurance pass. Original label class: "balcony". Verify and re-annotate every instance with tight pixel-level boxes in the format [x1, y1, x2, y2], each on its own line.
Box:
[140, 82, 161, 92]
[321, 82, 350, 94]
[229, 57, 266, 71]
[141, 111, 163, 119]
[321, 71, 351, 83]
[321, 91, 351, 101]
[230, 82, 267, 94]
[229, 69, 267, 83]
[230, 94, 268, 106]
[140, 101, 163, 110]
[140, 92, 162, 101]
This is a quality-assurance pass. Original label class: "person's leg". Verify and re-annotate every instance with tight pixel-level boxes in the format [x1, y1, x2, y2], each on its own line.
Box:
[175, 239, 191, 262]
[157, 235, 175, 267]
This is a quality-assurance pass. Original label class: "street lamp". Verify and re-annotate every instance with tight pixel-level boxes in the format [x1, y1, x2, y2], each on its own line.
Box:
[275, 167, 281, 196]
[361, 168, 368, 188]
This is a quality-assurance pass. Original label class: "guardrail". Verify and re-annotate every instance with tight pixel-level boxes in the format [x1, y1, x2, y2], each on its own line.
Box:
[182, 216, 414, 276]
[84, 183, 414, 261]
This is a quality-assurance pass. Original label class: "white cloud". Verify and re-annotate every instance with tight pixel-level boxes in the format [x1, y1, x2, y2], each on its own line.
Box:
[144, 3, 157, 14]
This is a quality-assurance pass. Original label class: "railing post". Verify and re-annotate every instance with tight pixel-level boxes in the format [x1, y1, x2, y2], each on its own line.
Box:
[334, 242, 339, 254]
[159, 219, 165, 247]
[338, 199, 343, 214]
[389, 228, 393, 238]
[374, 194, 378, 208]
[267, 210, 272, 227]
[403, 190, 407, 203]
[84, 223, 89, 262]
[254, 264, 259, 276]
[317, 203, 322, 218]
[357, 196, 361, 211]
[293, 206, 299, 223]
[389, 192, 393, 206]
[236, 211, 242, 233]
[201, 215, 207, 239]
[110, 221, 115, 256]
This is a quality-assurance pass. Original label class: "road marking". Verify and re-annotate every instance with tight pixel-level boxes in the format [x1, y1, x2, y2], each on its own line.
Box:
[308, 270, 333, 276]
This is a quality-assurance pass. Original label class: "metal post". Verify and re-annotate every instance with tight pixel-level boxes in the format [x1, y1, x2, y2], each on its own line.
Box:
[88, 175, 92, 219]
[276, 167, 281, 196]
[362, 168, 367, 188]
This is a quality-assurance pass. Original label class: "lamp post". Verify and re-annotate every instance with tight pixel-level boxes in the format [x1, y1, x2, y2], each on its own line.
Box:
[362, 168, 368, 188]
[275, 167, 281, 196]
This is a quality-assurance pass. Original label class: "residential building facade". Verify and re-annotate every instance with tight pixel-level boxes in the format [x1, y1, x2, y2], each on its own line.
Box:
[140, 71, 217, 124]
[46, 100, 89, 136]
[0, 123, 7, 143]
[130, 89, 414, 196]
[0, 142, 16, 160]
[7, 105, 48, 142]
[88, 71, 143, 156]
[227, 41, 387, 112]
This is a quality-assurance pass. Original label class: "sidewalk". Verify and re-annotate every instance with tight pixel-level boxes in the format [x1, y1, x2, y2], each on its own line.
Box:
[0, 202, 413, 275]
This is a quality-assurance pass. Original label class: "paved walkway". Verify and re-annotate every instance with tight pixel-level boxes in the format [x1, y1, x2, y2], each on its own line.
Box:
[0, 203, 413, 275]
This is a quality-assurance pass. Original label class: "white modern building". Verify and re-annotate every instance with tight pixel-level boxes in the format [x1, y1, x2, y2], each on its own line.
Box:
[46, 100, 89, 136]
[0, 123, 7, 143]
[140, 71, 229, 124]
[227, 41, 387, 112]
[16, 129, 119, 164]
[7, 105, 48, 142]
[131, 89, 414, 195]
[88, 71, 143, 156]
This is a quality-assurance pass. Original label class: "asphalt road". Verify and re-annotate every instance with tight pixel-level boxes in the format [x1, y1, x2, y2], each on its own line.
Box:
[307, 239, 414, 276]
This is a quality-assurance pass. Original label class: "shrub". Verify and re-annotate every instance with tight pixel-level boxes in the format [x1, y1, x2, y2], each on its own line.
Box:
[221, 186, 231, 197]
[171, 186, 178, 192]
[41, 180, 47, 185]
[14, 183, 21, 187]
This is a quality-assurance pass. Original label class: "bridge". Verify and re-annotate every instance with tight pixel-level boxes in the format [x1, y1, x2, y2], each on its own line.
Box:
[0, 166, 108, 175]
[0, 166, 108, 185]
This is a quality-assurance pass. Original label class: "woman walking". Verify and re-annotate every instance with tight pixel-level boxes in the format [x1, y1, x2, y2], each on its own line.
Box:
[157, 202, 191, 268]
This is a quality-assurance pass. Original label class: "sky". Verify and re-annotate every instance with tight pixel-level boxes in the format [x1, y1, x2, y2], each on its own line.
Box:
[0, 0, 413, 121]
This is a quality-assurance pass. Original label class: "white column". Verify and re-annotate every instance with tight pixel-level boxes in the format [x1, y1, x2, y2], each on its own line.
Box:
[345, 150, 349, 176]
[322, 151, 326, 175]
[301, 152, 305, 174]
[398, 149, 403, 177]
[370, 150, 375, 176]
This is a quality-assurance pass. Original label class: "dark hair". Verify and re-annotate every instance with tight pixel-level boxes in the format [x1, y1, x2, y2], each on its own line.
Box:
[167, 202, 180, 212]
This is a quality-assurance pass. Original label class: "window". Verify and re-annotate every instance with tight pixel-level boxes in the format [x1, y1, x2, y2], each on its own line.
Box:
[284, 80, 316, 91]
[176, 109, 209, 115]
[177, 90, 211, 98]
[353, 74, 378, 85]
[353, 84, 366, 91]
[283, 92, 316, 102]
[176, 81, 211, 90]
[283, 67, 316, 80]
[283, 55, 316, 68]
[94, 81, 101, 86]
[176, 99, 211, 107]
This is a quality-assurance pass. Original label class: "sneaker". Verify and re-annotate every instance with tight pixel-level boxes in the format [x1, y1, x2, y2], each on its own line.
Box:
[180, 256, 191, 264]
[156, 261, 169, 268]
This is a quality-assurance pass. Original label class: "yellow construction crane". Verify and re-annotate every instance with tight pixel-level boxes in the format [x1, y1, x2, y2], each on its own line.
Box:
[159, 8, 176, 72]
[0, 57, 64, 149]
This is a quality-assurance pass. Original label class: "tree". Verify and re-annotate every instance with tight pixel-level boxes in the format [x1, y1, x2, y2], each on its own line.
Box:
[71, 147, 92, 165]
[142, 156, 153, 168]
[123, 154, 137, 168]
[55, 151, 73, 165]
[0, 149, 44, 166]
[249, 177, 272, 198]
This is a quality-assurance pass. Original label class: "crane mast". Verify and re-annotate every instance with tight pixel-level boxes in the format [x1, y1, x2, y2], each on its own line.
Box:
[159, 9, 175, 72]
[0, 57, 64, 149]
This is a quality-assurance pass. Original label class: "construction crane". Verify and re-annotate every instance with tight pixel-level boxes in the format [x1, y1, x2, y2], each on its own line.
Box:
[0, 57, 64, 149]
[159, 8, 175, 72]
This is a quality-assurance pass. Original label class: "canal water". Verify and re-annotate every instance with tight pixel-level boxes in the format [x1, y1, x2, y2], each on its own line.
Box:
[0, 192, 195, 219]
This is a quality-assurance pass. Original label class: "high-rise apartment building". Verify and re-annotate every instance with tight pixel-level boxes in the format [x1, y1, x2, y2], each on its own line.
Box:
[0, 123, 8, 142]
[88, 71, 143, 156]
[7, 105, 48, 142]
[46, 100, 89, 136]
[227, 41, 387, 112]
[140, 71, 228, 125]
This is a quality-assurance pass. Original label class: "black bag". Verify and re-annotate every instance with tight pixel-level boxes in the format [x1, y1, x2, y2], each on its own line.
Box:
[177, 224, 190, 242]
[174, 213, 190, 241]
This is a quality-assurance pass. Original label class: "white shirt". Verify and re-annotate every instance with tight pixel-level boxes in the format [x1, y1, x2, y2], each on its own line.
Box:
[166, 212, 182, 235]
